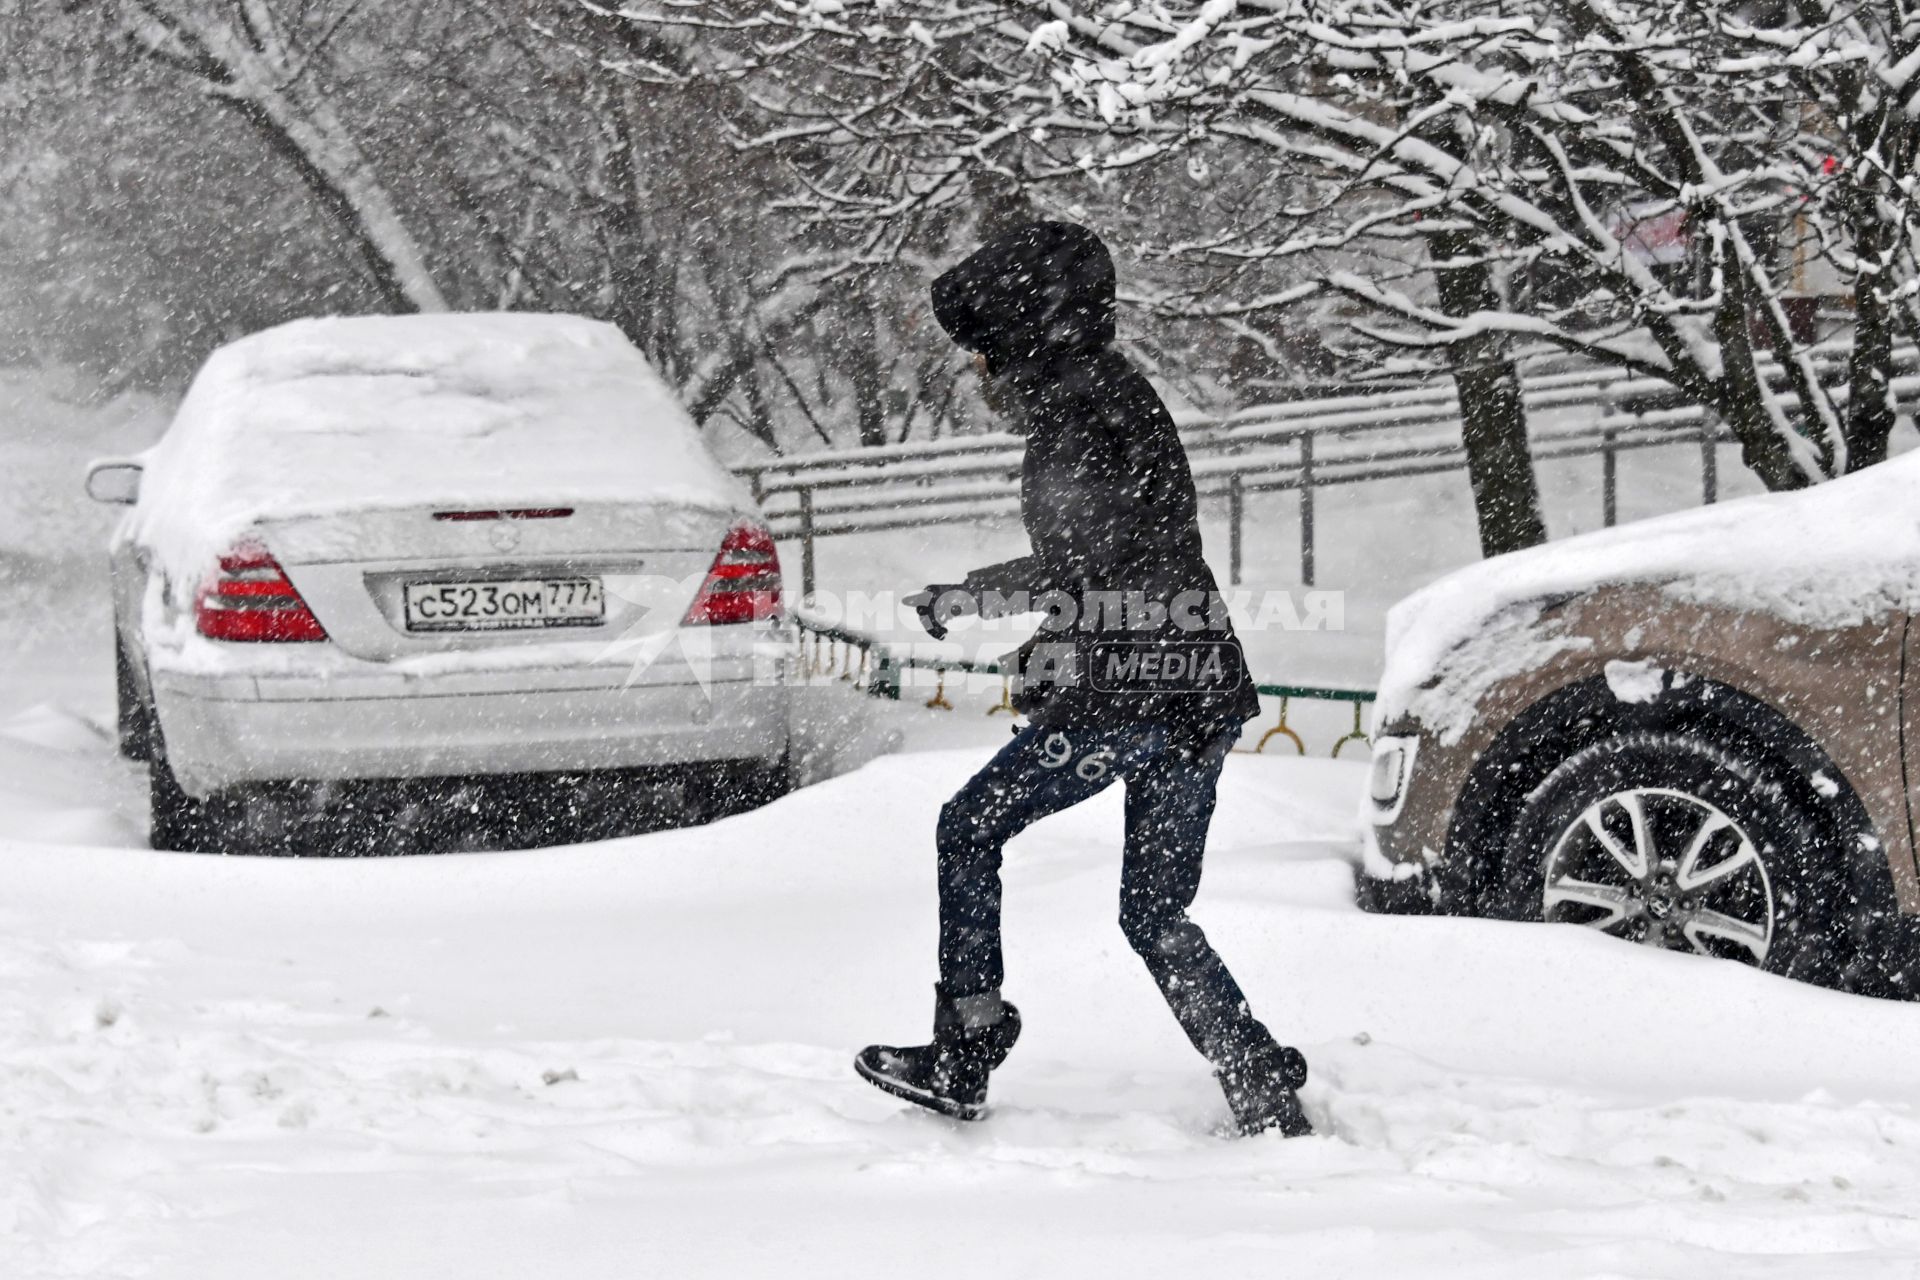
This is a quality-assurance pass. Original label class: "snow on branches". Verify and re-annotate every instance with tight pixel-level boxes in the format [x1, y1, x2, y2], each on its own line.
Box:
[623, 0, 1920, 492]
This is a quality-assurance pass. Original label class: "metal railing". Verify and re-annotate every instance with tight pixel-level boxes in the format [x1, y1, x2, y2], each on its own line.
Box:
[739, 358, 1920, 596]
[791, 614, 1376, 758]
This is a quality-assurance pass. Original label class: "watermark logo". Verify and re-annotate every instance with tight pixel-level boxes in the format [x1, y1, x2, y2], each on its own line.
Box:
[583, 580, 1342, 692]
[1087, 640, 1246, 694]
[805, 586, 1345, 639]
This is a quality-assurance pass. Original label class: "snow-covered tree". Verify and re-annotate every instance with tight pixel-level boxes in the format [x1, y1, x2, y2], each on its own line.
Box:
[1738, 0, 1920, 471]
[623, 0, 1918, 521]
[0, 4, 397, 384]
[115, 0, 449, 313]
[5, 1, 963, 451]
[618, 0, 1557, 551]
[17, 0, 1915, 478]
[1012, 0, 1916, 489]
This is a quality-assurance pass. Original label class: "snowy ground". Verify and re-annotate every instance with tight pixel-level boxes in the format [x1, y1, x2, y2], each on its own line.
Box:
[12, 726, 1920, 1279]
[8, 371, 1920, 1277]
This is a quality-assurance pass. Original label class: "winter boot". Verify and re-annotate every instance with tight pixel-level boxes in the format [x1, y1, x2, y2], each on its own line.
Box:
[1216, 1040, 1313, 1138]
[855, 990, 1022, 1121]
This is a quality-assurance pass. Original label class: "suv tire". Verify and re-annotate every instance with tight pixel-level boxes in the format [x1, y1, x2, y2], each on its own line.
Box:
[1499, 730, 1867, 989]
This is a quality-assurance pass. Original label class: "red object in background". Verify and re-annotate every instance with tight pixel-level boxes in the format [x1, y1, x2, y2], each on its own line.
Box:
[1781, 295, 1820, 345]
[1746, 295, 1821, 348]
[196, 540, 328, 642]
[1611, 202, 1690, 267]
[683, 520, 783, 626]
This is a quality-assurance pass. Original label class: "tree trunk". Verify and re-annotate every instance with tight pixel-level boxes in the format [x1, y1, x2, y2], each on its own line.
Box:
[1842, 127, 1904, 474]
[226, 92, 448, 313]
[1710, 257, 1813, 492]
[1845, 242, 1896, 474]
[1430, 232, 1548, 556]
[843, 298, 892, 449]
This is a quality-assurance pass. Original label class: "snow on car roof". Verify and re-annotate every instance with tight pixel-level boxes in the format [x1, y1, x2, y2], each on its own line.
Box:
[131, 313, 752, 577]
[1379, 447, 1920, 739]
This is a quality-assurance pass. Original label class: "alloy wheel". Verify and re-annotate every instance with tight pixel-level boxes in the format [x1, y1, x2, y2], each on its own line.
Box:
[1541, 787, 1774, 964]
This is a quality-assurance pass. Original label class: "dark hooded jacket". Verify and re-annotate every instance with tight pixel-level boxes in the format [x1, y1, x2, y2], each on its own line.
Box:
[931, 221, 1262, 742]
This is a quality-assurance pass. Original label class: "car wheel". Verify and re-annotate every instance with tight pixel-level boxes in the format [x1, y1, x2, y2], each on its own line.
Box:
[725, 752, 796, 815]
[148, 751, 229, 854]
[115, 639, 155, 763]
[671, 755, 794, 825]
[1500, 730, 1851, 987]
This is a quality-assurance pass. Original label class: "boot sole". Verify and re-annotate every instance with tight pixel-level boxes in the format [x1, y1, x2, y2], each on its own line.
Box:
[854, 1055, 987, 1122]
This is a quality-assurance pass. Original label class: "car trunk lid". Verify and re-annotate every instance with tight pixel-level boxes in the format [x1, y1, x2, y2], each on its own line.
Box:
[256, 502, 736, 662]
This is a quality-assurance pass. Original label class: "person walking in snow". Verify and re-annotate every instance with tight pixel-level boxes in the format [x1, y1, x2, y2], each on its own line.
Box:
[855, 221, 1313, 1138]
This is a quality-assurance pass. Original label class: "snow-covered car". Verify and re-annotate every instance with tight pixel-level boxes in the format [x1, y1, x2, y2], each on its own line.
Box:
[1361, 454, 1920, 996]
[85, 313, 792, 853]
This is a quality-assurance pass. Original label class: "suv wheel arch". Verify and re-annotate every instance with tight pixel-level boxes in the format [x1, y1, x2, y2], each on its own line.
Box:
[1442, 670, 1908, 997]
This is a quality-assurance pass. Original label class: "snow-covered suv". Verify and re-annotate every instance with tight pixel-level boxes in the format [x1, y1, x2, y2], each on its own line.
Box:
[86, 313, 793, 853]
[1362, 454, 1920, 996]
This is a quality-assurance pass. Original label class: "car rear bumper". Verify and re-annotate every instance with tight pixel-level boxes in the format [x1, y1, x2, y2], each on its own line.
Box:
[152, 663, 790, 797]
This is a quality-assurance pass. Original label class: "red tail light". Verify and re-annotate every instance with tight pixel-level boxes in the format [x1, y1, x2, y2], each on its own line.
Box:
[682, 520, 782, 626]
[195, 540, 328, 642]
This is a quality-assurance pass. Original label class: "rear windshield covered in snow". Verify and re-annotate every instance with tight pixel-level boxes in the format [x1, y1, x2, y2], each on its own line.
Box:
[187, 314, 698, 441]
[131, 313, 751, 578]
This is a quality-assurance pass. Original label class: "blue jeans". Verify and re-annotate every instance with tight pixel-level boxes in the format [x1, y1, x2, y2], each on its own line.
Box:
[936, 721, 1275, 1066]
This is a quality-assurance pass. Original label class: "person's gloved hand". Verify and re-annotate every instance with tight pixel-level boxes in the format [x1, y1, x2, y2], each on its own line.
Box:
[904, 584, 979, 640]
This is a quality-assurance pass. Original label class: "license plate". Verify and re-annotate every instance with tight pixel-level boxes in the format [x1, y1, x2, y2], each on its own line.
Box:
[404, 577, 604, 632]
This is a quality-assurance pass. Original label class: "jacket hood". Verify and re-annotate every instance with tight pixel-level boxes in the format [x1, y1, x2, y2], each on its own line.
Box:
[930, 221, 1116, 371]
